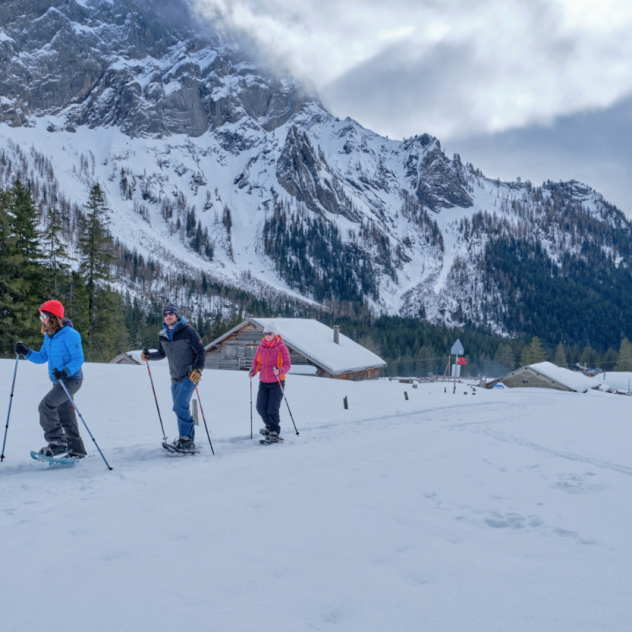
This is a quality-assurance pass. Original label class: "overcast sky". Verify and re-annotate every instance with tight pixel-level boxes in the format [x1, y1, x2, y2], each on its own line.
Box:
[189, 0, 632, 213]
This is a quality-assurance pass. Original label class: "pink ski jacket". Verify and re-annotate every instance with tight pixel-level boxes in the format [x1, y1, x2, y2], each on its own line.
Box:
[251, 335, 291, 383]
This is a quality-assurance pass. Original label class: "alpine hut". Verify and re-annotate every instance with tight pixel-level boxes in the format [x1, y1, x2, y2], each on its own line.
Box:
[109, 351, 143, 365]
[204, 318, 386, 381]
[484, 361, 601, 393]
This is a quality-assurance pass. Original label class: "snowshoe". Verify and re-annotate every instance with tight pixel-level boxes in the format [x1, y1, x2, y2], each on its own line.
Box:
[65, 451, 87, 460]
[259, 426, 272, 437]
[259, 431, 284, 446]
[31, 451, 77, 465]
[38, 441, 68, 457]
[162, 436, 199, 455]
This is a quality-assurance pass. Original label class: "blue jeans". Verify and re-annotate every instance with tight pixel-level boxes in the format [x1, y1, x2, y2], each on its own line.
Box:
[171, 378, 196, 440]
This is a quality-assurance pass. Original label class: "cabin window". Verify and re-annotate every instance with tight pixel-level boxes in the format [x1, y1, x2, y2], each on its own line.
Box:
[246, 345, 257, 360]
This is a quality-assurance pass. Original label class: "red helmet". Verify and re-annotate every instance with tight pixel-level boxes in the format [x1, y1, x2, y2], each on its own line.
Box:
[40, 300, 64, 319]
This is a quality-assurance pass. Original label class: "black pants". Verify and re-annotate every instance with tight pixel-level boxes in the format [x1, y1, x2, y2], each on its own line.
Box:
[256, 380, 285, 434]
[38, 379, 86, 454]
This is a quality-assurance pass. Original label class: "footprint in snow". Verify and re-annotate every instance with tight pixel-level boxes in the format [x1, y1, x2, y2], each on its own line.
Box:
[485, 512, 543, 529]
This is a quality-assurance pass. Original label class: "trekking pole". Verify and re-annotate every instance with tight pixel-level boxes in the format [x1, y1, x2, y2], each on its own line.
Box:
[1, 354, 19, 463]
[276, 374, 299, 436]
[145, 358, 166, 440]
[195, 386, 215, 455]
[59, 379, 113, 471]
[249, 377, 253, 440]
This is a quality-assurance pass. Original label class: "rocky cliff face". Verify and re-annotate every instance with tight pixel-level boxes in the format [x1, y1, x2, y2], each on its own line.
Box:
[0, 0, 313, 136]
[1, 0, 631, 343]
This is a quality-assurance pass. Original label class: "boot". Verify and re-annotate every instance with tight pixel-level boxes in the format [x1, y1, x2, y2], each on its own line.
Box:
[259, 426, 272, 437]
[172, 436, 197, 453]
[39, 441, 68, 457]
[66, 450, 87, 460]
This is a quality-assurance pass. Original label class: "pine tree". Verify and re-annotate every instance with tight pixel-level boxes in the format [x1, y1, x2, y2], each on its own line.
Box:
[494, 343, 516, 372]
[1, 180, 46, 350]
[78, 184, 114, 352]
[523, 336, 546, 365]
[580, 345, 600, 369]
[602, 347, 619, 372]
[41, 207, 70, 295]
[554, 343, 567, 367]
[0, 187, 22, 355]
[616, 338, 632, 372]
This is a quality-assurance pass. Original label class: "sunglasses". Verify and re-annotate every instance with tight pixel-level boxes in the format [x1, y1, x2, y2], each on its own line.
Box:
[39, 313, 48, 323]
[264, 332, 275, 337]
[164, 311, 176, 317]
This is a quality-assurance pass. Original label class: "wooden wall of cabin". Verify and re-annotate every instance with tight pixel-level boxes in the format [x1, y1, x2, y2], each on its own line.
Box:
[205, 323, 313, 371]
[316, 367, 380, 381]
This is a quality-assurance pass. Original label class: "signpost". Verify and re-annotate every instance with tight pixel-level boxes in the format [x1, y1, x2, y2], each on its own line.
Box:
[451, 339, 465, 393]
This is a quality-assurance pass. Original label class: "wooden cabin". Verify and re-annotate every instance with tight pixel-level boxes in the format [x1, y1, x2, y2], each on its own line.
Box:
[484, 361, 599, 393]
[109, 352, 142, 366]
[204, 318, 386, 381]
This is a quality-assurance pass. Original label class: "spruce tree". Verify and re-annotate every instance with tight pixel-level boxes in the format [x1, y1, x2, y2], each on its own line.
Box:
[616, 338, 632, 372]
[77, 184, 129, 359]
[1, 180, 46, 351]
[602, 347, 619, 372]
[494, 343, 515, 372]
[580, 345, 600, 369]
[78, 184, 114, 350]
[41, 207, 70, 295]
[523, 336, 546, 365]
[554, 343, 567, 367]
[0, 187, 22, 355]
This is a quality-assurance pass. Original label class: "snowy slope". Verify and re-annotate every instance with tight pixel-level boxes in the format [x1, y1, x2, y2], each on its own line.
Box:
[1, 359, 632, 631]
[1, 0, 631, 332]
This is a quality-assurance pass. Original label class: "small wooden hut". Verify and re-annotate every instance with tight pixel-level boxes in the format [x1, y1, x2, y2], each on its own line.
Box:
[109, 352, 142, 366]
[204, 318, 386, 381]
[485, 361, 599, 393]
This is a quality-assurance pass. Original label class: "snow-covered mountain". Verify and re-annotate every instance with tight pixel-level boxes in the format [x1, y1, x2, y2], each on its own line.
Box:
[1, 0, 631, 338]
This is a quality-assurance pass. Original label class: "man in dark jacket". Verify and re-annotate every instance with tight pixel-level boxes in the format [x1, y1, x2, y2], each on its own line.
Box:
[142, 304, 206, 452]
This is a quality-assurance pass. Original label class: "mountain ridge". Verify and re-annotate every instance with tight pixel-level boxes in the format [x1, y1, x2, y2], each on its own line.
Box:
[1, 0, 631, 349]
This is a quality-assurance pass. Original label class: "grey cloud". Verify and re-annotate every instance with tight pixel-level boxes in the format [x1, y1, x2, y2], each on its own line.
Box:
[320, 40, 483, 139]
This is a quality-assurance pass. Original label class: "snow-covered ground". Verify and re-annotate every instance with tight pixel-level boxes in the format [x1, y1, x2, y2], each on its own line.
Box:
[1, 359, 631, 631]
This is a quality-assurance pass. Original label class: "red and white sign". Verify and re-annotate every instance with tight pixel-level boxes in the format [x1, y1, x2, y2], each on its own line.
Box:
[457, 357, 467, 365]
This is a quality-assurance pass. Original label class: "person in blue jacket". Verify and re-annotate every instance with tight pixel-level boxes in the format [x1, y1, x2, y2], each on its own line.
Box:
[15, 300, 87, 459]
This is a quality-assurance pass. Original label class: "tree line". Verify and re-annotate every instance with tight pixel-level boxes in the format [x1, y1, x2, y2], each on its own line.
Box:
[334, 317, 632, 379]
[0, 179, 317, 361]
[3, 176, 630, 376]
[1, 180, 127, 361]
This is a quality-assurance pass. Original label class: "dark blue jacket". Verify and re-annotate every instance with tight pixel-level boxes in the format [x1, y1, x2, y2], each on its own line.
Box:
[148, 317, 205, 384]
[26, 319, 84, 382]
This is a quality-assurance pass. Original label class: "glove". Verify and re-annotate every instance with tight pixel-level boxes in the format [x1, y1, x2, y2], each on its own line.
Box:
[52, 368, 68, 381]
[15, 342, 29, 356]
[248, 371, 255, 379]
[189, 368, 203, 384]
[141, 348, 150, 361]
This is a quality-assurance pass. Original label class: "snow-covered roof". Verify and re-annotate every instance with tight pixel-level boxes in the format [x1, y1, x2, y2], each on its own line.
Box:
[207, 318, 386, 376]
[592, 371, 631, 393]
[121, 350, 165, 364]
[528, 362, 602, 393]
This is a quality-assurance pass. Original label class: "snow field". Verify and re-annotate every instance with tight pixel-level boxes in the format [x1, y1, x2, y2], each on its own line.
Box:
[1, 359, 631, 631]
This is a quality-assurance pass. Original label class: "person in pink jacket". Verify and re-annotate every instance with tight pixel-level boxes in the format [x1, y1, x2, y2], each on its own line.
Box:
[248, 323, 291, 443]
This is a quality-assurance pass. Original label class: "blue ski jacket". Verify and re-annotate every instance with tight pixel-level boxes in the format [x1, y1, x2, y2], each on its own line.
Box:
[26, 319, 84, 383]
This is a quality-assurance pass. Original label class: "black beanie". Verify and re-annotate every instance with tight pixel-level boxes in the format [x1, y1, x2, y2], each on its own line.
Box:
[163, 304, 179, 318]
